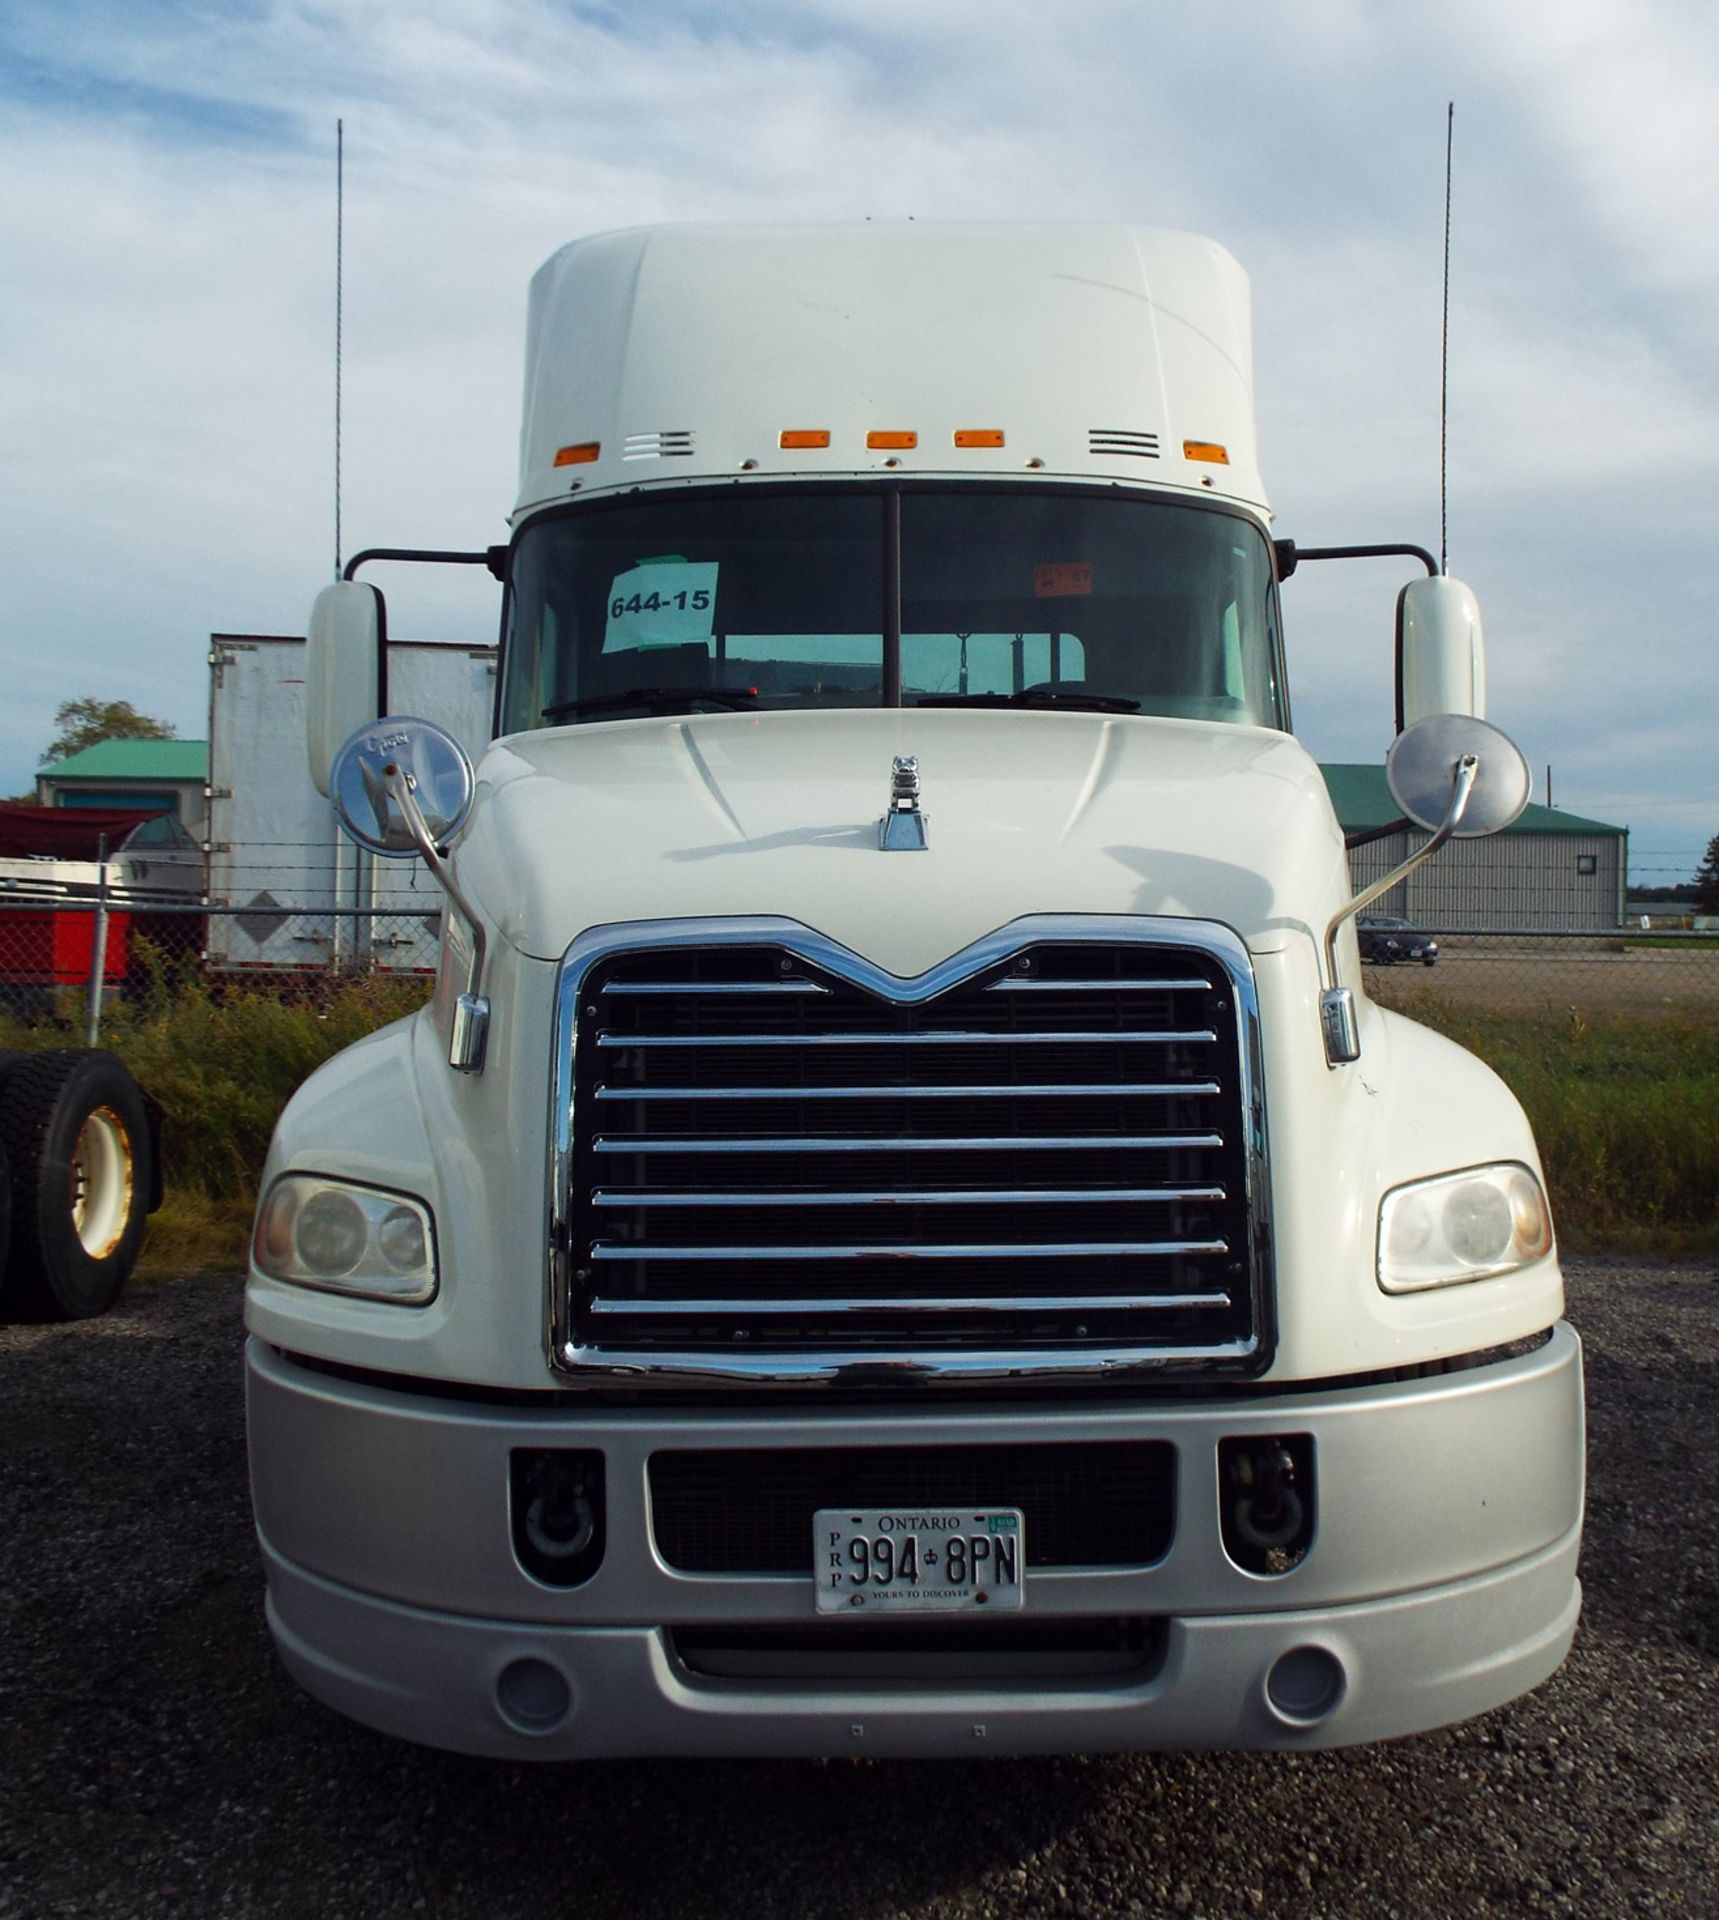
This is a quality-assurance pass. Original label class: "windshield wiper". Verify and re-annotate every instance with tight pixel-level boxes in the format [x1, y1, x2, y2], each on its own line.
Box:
[915, 686, 1141, 714]
[542, 685, 760, 721]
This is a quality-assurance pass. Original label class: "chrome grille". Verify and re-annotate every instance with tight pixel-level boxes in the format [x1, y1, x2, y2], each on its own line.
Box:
[555, 923, 1267, 1380]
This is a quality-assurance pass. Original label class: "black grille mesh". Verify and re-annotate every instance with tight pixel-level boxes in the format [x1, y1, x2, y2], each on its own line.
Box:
[650, 1442, 1176, 1572]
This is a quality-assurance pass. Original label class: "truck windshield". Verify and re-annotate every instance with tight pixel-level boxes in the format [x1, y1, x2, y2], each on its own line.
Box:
[500, 486, 1283, 733]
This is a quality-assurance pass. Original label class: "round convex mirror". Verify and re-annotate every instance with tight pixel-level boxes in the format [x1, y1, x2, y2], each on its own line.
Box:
[329, 716, 475, 858]
[1386, 713, 1532, 839]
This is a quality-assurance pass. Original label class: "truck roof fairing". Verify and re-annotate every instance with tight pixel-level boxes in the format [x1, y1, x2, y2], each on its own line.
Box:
[516, 222, 1267, 522]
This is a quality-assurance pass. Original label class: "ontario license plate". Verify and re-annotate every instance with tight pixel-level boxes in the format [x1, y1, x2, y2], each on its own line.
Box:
[813, 1507, 1026, 1615]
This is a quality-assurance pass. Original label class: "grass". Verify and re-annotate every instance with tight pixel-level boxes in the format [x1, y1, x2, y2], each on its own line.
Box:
[1392, 1000, 1719, 1256]
[5, 962, 1714, 1270]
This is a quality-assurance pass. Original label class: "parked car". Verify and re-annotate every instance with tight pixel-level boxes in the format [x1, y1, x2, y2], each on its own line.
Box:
[1358, 913, 1438, 966]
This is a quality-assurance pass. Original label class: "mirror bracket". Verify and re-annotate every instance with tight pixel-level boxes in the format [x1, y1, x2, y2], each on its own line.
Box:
[1318, 755, 1477, 1067]
[1319, 987, 1361, 1066]
[1321, 744, 1498, 1075]
[1323, 753, 1477, 1004]
[383, 764, 490, 1073]
[328, 718, 486, 1073]
[1318, 712, 1531, 1064]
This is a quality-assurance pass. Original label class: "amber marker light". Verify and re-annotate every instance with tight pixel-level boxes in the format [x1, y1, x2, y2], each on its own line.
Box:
[953, 430, 1005, 448]
[779, 429, 831, 449]
[553, 442, 601, 467]
[1183, 440, 1230, 464]
[866, 430, 917, 450]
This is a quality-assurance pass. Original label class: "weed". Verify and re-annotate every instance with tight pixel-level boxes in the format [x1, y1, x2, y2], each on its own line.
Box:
[5, 972, 1712, 1269]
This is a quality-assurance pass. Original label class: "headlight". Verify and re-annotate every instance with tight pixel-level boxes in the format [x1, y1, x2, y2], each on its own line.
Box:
[253, 1175, 438, 1303]
[1378, 1163, 1553, 1293]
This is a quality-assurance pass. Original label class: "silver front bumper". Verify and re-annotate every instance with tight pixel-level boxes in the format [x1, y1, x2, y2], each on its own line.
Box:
[247, 1325, 1584, 1758]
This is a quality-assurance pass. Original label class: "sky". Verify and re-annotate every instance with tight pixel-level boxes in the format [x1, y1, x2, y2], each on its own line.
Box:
[1, 0, 1714, 883]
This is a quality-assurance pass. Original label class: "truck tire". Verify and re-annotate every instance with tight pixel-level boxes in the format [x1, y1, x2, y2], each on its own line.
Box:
[0, 1050, 152, 1320]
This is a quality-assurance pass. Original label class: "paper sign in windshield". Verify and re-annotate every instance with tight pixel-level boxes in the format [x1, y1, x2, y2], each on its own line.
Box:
[603, 560, 719, 651]
[1034, 562, 1092, 598]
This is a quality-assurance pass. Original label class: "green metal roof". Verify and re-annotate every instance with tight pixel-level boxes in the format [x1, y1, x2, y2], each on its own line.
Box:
[33, 739, 1623, 837]
[40, 738, 208, 781]
[1319, 764, 1624, 839]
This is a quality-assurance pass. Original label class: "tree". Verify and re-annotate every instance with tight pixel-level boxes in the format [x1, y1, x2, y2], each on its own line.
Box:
[43, 697, 177, 765]
[1696, 834, 1719, 916]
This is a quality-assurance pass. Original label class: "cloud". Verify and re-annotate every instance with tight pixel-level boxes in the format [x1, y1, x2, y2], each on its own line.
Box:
[0, 0, 1713, 873]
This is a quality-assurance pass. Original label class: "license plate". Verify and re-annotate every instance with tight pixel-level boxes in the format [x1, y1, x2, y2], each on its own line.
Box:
[814, 1506, 1025, 1615]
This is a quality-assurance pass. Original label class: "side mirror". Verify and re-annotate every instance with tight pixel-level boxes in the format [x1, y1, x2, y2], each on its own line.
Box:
[1386, 712, 1530, 838]
[1321, 712, 1529, 1067]
[306, 581, 385, 796]
[1395, 575, 1485, 730]
[328, 717, 476, 857]
[329, 716, 488, 1074]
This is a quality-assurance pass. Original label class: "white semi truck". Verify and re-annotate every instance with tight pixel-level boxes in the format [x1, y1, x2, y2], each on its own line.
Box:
[246, 223, 1583, 1758]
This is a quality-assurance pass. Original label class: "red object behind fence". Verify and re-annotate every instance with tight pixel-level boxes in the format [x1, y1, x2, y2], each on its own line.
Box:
[0, 803, 158, 860]
[1, 908, 131, 987]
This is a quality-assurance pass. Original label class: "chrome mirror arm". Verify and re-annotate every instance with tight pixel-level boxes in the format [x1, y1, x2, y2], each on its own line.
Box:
[1317, 753, 1478, 1067]
[1323, 753, 1476, 992]
[383, 762, 490, 1071]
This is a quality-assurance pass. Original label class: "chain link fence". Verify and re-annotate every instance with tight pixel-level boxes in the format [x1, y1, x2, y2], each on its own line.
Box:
[0, 899, 439, 1039]
[1358, 927, 1719, 1021]
[3, 896, 1716, 1041]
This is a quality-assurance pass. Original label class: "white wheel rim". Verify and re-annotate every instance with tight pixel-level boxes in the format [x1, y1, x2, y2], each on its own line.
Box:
[70, 1106, 134, 1260]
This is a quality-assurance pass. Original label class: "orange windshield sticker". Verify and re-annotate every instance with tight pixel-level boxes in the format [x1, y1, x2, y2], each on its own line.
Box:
[1034, 563, 1093, 598]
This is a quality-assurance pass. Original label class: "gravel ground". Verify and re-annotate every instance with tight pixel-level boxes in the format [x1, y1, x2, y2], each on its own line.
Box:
[1, 1258, 1713, 1920]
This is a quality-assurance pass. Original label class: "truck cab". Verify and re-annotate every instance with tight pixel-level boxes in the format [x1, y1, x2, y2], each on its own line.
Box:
[245, 223, 1582, 1758]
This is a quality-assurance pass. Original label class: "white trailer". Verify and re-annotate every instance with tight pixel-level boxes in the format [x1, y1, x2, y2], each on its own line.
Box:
[206, 634, 495, 973]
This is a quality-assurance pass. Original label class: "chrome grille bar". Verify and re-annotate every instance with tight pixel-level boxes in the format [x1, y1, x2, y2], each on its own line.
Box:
[589, 1239, 1229, 1261]
[590, 1291, 1233, 1316]
[592, 1132, 1225, 1153]
[590, 1186, 1227, 1207]
[594, 1080, 1221, 1101]
[990, 976, 1213, 994]
[598, 1028, 1219, 1047]
[600, 980, 830, 996]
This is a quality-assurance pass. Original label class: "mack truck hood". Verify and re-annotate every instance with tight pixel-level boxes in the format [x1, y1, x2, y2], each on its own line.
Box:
[463, 709, 1350, 977]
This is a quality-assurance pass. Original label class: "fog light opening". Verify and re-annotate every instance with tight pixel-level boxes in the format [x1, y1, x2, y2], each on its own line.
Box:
[511, 1449, 606, 1588]
[495, 1657, 573, 1735]
[1265, 1645, 1347, 1727]
[1219, 1434, 1316, 1575]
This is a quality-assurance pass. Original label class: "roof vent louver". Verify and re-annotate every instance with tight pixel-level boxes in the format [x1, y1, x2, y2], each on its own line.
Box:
[1089, 429, 1161, 460]
[623, 430, 696, 461]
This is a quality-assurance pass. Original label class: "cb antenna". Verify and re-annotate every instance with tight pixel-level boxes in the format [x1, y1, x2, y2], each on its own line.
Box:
[1440, 101, 1453, 577]
[334, 118, 344, 580]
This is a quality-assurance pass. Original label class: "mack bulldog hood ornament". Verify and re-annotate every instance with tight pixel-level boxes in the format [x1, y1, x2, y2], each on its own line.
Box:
[879, 754, 930, 851]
